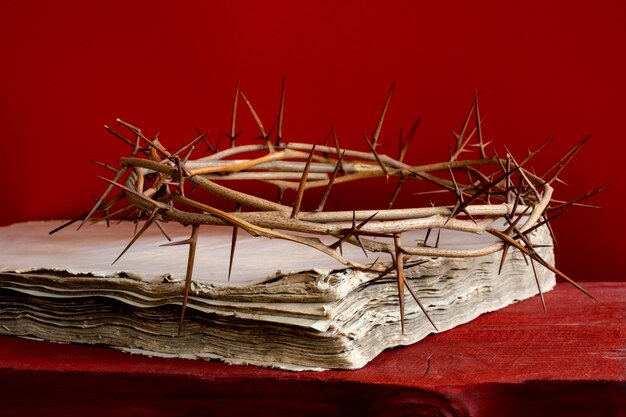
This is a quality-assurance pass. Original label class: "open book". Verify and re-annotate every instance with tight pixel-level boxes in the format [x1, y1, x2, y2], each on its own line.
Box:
[0, 220, 554, 371]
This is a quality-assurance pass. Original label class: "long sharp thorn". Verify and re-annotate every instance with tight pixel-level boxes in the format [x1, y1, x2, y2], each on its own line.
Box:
[399, 117, 421, 162]
[355, 235, 368, 257]
[230, 80, 240, 146]
[97, 176, 167, 211]
[228, 204, 242, 282]
[322, 126, 333, 147]
[291, 144, 316, 218]
[522, 210, 566, 236]
[541, 135, 591, 184]
[239, 89, 274, 152]
[50, 214, 87, 235]
[445, 167, 463, 223]
[474, 90, 487, 158]
[369, 263, 396, 285]
[330, 211, 379, 250]
[92, 195, 111, 227]
[403, 274, 438, 331]
[79, 167, 128, 230]
[228, 227, 239, 282]
[373, 82, 395, 147]
[90, 160, 118, 173]
[423, 228, 432, 246]
[435, 229, 441, 248]
[276, 76, 285, 146]
[510, 222, 547, 310]
[364, 132, 390, 178]
[173, 131, 206, 157]
[388, 177, 405, 209]
[351, 211, 368, 257]
[450, 99, 477, 160]
[50, 193, 124, 235]
[112, 208, 160, 265]
[154, 220, 172, 242]
[160, 238, 192, 248]
[104, 125, 136, 148]
[462, 164, 522, 212]
[393, 234, 406, 333]
[548, 185, 607, 212]
[530, 258, 547, 313]
[488, 229, 596, 301]
[117, 119, 173, 160]
[316, 150, 345, 212]
[178, 224, 200, 335]
[521, 136, 554, 166]
[498, 244, 510, 275]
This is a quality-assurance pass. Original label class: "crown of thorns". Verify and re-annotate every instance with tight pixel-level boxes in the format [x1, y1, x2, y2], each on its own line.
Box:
[53, 81, 603, 333]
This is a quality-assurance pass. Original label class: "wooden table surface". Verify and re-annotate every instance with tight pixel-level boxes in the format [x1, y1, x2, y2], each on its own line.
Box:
[1, 282, 624, 417]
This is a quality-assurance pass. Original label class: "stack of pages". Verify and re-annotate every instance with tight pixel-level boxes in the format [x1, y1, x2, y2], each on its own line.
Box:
[0, 220, 554, 370]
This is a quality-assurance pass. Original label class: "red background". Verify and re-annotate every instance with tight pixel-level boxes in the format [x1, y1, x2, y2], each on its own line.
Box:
[1, 1, 624, 282]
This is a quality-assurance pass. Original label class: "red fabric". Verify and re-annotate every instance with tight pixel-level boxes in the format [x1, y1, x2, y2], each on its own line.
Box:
[1, 283, 624, 416]
[1, 1, 624, 282]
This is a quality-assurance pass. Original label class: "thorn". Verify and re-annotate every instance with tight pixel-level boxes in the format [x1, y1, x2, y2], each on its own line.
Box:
[388, 177, 406, 209]
[403, 269, 438, 331]
[90, 160, 118, 173]
[79, 167, 129, 230]
[50, 217, 83, 235]
[172, 130, 207, 157]
[488, 228, 596, 301]
[450, 98, 477, 160]
[521, 136, 554, 166]
[399, 117, 421, 162]
[521, 210, 566, 236]
[364, 132, 390, 178]
[332, 127, 342, 158]
[97, 176, 168, 212]
[423, 228, 432, 246]
[541, 135, 592, 185]
[112, 208, 160, 265]
[239, 89, 274, 152]
[228, 204, 242, 281]
[117, 119, 173, 160]
[291, 144, 316, 218]
[330, 212, 379, 250]
[445, 167, 463, 224]
[154, 220, 172, 242]
[530, 258, 547, 313]
[474, 90, 488, 158]
[548, 185, 607, 212]
[104, 124, 137, 148]
[230, 80, 240, 146]
[498, 243, 510, 275]
[322, 126, 333, 148]
[458, 164, 522, 215]
[49, 194, 125, 235]
[372, 82, 395, 147]
[351, 211, 369, 257]
[178, 224, 200, 335]
[393, 234, 406, 334]
[276, 76, 286, 146]
[315, 150, 345, 212]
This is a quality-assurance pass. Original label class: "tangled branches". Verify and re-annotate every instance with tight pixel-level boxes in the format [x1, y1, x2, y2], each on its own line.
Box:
[52, 83, 603, 333]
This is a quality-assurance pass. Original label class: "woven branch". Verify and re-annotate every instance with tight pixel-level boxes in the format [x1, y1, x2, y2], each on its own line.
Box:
[56, 83, 602, 332]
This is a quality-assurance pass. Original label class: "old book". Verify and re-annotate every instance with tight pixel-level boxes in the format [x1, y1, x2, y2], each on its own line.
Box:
[0, 220, 554, 371]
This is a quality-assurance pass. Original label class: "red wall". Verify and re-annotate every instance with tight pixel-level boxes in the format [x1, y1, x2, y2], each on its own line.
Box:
[1, 1, 624, 282]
